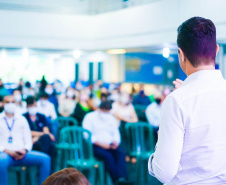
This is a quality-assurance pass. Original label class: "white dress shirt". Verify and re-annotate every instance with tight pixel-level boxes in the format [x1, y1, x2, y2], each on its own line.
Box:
[37, 100, 57, 120]
[149, 70, 226, 185]
[83, 111, 121, 144]
[145, 102, 161, 127]
[0, 112, 32, 152]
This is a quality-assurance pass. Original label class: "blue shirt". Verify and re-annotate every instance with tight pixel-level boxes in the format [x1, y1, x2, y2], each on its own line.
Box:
[23, 112, 48, 132]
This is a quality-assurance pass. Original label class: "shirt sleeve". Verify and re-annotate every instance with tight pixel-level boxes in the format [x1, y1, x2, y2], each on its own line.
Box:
[148, 95, 185, 184]
[22, 117, 33, 151]
[50, 104, 57, 120]
[112, 117, 121, 143]
[82, 114, 97, 143]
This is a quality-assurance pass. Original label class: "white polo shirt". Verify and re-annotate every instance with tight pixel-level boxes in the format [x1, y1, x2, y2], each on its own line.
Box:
[0, 112, 32, 152]
[149, 70, 226, 185]
[83, 111, 120, 144]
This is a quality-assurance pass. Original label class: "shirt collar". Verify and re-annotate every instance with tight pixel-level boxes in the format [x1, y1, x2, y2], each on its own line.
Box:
[0, 112, 19, 119]
[182, 70, 224, 86]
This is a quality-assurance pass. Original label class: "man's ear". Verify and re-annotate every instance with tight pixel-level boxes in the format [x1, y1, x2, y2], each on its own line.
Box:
[216, 44, 220, 55]
[178, 48, 186, 62]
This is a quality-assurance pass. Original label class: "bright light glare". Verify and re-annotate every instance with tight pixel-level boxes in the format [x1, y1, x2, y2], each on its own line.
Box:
[73, 50, 81, 59]
[106, 49, 126, 55]
[163, 47, 170, 58]
[22, 48, 29, 58]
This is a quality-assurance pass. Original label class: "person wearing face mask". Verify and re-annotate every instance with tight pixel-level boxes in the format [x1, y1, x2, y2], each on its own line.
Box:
[37, 93, 58, 139]
[83, 101, 130, 185]
[45, 84, 59, 114]
[23, 97, 55, 163]
[71, 90, 93, 126]
[13, 89, 27, 115]
[132, 85, 151, 106]
[145, 91, 163, 144]
[58, 87, 77, 117]
[111, 92, 138, 128]
[0, 95, 51, 185]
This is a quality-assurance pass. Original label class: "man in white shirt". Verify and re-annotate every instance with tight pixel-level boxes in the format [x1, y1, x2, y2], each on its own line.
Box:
[83, 101, 128, 184]
[37, 92, 58, 139]
[0, 95, 51, 185]
[148, 17, 226, 185]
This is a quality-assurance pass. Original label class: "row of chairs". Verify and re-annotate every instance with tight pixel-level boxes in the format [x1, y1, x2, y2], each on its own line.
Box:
[54, 116, 156, 185]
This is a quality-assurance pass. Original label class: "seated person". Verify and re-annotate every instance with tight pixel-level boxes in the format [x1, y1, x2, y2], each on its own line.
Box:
[37, 93, 58, 138]
[13, 89, 27, 115]
[132, 85, 151, 106]
[42, 168, 90, 185]
[71, 89, 93, 126]
[23, 96, 55, 159]
[0, 95, 51, 185]
[83, 101, 127, 184]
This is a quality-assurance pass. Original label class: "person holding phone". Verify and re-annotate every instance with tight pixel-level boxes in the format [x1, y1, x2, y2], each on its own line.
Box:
[0, 95, 51, 185]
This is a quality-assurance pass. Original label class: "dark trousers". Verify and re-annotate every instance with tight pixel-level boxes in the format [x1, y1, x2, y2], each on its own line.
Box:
[33, 134, 55, 159]
[93, 145, 127, 182]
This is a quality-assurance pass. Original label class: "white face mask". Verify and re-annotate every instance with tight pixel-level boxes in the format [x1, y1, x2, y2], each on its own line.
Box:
[80, 94, 89, 102]
[119, 96, 130, 105]
[40, 100, 48, 106]
[66, 90, 74, 98]
[28, 90, 35, 96]
[110, 94, 119, 102]
[4, 103, 16, 114]
[45, 88, 53, 95]
[28, 107, 38, 116]
[14, 94, 22, 103]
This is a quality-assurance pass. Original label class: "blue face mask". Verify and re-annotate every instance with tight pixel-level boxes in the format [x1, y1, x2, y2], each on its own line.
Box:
[139, 90, 145, 95]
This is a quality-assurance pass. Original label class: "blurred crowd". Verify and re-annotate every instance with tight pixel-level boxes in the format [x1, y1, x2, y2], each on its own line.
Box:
[0, 76, 171, 185]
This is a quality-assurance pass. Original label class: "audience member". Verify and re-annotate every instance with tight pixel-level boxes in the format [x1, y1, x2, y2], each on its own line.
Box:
[83, 101, 128, 184]
[58, 87, 77, 117]
[145, 91, 163, 143]
[42, 168, 90, 185]
[23, 96, 55, 160]
[37, 93, 58, 138]
[111, 92, 138, 127]
[0, 95, 51, 185]
[132, 85, 151, 106]
[45, 84, 59, 113]
[13, 89, 27, 114]
[71, 89, 93, 126]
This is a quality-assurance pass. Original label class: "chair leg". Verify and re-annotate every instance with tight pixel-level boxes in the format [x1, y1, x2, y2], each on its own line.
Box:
[16, 170, 22, 185]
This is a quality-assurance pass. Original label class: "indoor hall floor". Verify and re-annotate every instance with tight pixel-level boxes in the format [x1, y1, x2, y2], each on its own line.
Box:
[8, 162, 162, 185]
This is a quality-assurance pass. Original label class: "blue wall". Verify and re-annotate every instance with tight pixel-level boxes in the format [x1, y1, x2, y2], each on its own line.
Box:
[125, 53, 186, 84]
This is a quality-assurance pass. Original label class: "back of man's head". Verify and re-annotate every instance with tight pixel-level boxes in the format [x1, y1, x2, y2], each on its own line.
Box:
[177, 17, 216, 67]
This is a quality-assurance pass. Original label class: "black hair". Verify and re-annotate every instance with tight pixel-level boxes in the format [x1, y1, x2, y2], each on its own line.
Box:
[99, 100, 112, 111]
[26, 96, 36, 106]
[177, 17, 216, 67]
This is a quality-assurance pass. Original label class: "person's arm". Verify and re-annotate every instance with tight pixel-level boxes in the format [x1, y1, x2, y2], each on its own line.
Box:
[50, 104, 57, 120]
[43, 126, 55, 141]
[148, 96, 185, 184]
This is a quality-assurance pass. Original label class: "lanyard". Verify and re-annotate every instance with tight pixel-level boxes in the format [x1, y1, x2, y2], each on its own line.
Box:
[4, 117, 15, 132]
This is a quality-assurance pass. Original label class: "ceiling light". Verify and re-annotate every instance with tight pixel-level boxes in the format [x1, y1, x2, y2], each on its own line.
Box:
[73, 50, 81, 59]
[163, 47, 170, 58]
[106, 49, 126, 55]
[22, 48, 29, 58]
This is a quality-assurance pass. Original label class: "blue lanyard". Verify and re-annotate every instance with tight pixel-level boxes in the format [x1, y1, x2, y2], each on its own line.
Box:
[4, 117, 15, 132]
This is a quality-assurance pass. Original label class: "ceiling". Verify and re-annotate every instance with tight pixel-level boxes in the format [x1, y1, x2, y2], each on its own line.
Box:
[0, 0, 160, 15]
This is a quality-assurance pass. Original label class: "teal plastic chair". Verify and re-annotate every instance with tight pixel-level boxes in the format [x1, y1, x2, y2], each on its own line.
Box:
[9, 166, 33, 185]
[125, 122, 155, 184]
[134, 105, 148, 122]
[57, 116, 78, 128]
[55, 126, 104, 185]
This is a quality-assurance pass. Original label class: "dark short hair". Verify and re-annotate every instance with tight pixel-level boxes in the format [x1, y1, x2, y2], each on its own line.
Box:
[177, 17, 216, 67]
[40, 92, 49, 99]
[26, 96, 36, 106]
[42, 168, 90, 185]
[99, 100, 112, 110]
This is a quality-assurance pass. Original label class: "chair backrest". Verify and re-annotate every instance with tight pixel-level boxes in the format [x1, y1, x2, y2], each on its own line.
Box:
[57, 116, 78, 128]
[134, 105, 148, 122]
[125, 122, 155, 155]
[58, 126, 94, 161]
